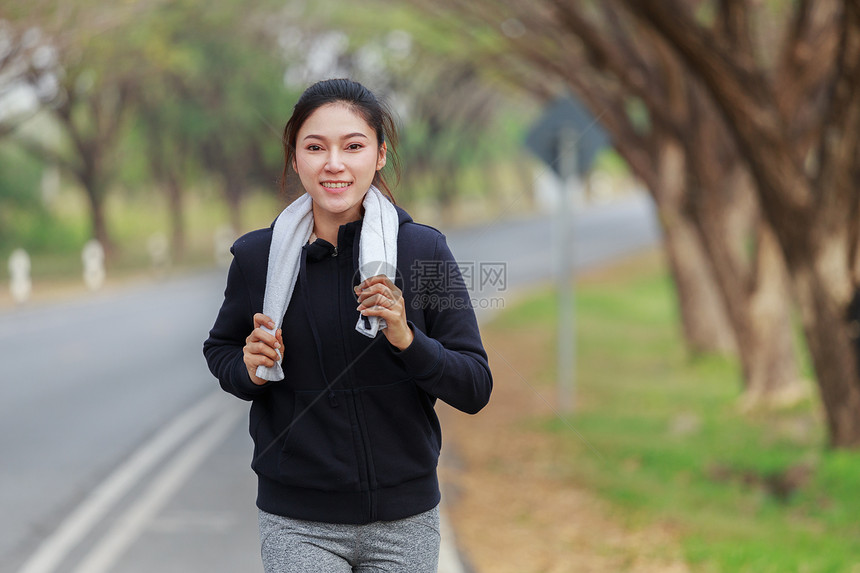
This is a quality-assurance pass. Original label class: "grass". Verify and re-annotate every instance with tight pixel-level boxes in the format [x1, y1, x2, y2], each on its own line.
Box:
[487, 253, 860, 573]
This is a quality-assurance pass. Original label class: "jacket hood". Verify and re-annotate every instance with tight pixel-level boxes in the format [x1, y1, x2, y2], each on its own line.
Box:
[393, 204, 413, 227]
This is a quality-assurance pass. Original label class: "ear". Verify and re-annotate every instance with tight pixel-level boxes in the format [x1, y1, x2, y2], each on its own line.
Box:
[292, 155, 298, 173]
[376, 142, 387, 171]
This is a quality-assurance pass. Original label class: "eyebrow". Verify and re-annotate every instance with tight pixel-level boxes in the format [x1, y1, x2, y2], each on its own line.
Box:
[302, 132, 369, 141]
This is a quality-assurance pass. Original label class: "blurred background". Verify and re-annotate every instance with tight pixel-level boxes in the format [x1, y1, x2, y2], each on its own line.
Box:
[2, 1, 860, 572]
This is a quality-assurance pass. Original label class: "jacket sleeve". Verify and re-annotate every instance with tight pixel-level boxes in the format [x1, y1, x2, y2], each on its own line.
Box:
[203, 246, 270, 401]
[392, 234, 492, 414]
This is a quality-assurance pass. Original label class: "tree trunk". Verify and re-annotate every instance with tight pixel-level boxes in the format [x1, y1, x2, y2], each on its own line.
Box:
[687, 145, 802, 407]
[81, 178, 114, 258]
[659, 206, 736, 355]
[165, 172, 186, 261]
[789, 239, 860, 447]
[651, 139, 736, 355]
[740, 223, 804, 407]
[224, 171, 243, 235]
[436, 168, 458, 225]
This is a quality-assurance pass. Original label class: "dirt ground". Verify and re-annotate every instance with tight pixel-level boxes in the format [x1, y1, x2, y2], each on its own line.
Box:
[438, 320, 690, 573]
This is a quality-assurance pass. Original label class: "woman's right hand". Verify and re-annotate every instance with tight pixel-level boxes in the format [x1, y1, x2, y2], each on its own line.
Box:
[243, 313, 283, 386]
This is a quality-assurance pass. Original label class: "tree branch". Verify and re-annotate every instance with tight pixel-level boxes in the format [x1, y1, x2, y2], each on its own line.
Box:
[718, 0, 756, 60]
[621, 0, 812, 222]
[13, 132, 80, 177]
[549, 1, 687, 142]
[815, 1, 860, 229]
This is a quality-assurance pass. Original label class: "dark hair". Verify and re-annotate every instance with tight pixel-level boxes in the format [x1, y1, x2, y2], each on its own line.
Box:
[281, 78, 400, 202]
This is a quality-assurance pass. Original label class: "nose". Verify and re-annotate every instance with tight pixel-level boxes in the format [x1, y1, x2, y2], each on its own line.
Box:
[325, 150, 344, 173]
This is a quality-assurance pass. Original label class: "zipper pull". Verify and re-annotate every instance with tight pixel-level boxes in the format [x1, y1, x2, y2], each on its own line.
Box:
[332, 246, 338, 257]
[328, 390, 339, 407]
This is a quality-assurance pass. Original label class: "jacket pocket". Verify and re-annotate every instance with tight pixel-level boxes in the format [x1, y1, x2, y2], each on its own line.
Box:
[359, 380, 441, 488]
[277, 390, 360, 491]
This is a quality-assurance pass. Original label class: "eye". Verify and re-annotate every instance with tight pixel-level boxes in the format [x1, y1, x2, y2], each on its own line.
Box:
[346, 143, 364, 151]
[306, 144, 322, 151]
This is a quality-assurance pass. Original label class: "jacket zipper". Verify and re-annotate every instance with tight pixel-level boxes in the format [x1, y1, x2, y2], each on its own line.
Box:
[328, 245, 338, 404]
[335, 248, 375, 519]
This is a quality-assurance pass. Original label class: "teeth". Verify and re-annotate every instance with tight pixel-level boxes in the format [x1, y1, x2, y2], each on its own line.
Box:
[321, 182, 350, 189]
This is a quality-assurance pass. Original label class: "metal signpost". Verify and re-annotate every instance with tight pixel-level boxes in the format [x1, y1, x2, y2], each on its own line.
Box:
[526, 96, 609, 414]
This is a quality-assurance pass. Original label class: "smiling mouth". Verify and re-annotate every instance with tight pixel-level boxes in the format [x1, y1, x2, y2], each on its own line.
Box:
[321, 182, 351, 189]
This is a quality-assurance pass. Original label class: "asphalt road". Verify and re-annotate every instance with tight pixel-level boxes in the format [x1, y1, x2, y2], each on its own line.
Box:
[0, 192, 659, 573]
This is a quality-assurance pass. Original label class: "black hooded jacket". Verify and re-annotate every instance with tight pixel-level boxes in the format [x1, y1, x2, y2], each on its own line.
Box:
[203, 205, 492, 524]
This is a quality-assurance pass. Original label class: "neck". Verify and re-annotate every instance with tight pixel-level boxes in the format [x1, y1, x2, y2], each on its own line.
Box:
[311, 203, 363, 245]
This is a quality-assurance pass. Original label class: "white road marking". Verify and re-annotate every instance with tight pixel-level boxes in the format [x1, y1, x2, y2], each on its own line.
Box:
[438, 510, 466, 573]
[17, 391, 227, 573]
[73, 403, 243, 573]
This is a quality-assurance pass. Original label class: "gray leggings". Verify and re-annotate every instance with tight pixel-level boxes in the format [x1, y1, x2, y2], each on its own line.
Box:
[258, 506, 441, 573]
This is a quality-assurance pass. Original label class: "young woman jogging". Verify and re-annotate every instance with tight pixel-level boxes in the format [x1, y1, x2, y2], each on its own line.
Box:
[203, 78, 492, 572]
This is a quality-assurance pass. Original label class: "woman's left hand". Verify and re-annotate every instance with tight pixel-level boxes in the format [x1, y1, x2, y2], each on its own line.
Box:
[355, 275, 413, 350]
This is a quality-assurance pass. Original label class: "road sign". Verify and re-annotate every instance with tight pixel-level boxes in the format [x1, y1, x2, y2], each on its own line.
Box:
[525, 96, 610, 177]
[525, 95, 612, 415]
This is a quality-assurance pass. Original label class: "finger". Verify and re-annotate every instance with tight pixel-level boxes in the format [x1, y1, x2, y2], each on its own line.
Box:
[357, 292, 383, 309]
[355, 281, 385, 296]
[253, 313, 276, 331]
[355, 275, 383, 291]
[246, 327, 279, 348]
[358, 304, 389, 317]
[245, 352, 276, 369]
[359, 303, 405, 323]
[246, 340, 280, 361]
[357, 293, 396, 310]
[274, 329, 283, 361]
[356, 284, 399, 306]
[360, 291, 405, 312]
[246, 332, 279, 353]
[354, 275, 395, 294]
[370, 274, 395, 287]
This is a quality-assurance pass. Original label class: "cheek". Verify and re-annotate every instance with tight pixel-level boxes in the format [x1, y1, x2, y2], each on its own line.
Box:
[361, 155, 382, 175]
[294, 154, 319, 176]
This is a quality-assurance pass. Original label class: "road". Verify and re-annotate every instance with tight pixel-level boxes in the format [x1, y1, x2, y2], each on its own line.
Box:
[0, 192, 659, 573]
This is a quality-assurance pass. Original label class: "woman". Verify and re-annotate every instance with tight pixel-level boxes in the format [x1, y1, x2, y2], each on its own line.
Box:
[203, 78, 492, 572]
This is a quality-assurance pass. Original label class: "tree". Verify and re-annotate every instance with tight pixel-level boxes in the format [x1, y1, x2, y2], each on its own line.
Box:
[412, 0, 809, 409]
[179, 0, 293, 233]
[395, 0, 741, 358]
[128, 0, 291, 254]
[6, 1, 162, 255]
[390, 58, 510, 220]
[553, 5, 802, 405]
[0, 26, 56, 137]
[620, 0, 860, 446]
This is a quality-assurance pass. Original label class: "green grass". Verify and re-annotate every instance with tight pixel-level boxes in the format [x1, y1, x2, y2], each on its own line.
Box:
[490, 258, 860, 573]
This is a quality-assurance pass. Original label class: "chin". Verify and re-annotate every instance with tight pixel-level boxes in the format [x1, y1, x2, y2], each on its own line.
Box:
[316, 195, 363, 217]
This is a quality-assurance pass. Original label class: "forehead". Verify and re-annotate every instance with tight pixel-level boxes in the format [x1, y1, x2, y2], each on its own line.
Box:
[298, 103, 375, 140]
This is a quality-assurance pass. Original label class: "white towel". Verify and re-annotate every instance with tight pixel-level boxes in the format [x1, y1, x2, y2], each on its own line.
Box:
[256, 186, 399, 382]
